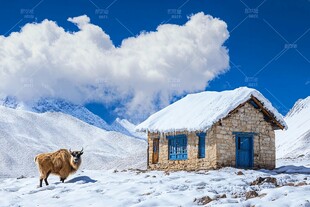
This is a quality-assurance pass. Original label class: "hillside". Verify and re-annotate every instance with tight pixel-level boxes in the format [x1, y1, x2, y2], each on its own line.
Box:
[0, 106, 146, 178]
[111, 118, 146, 139]
[276, 96, 310, 159]
[0, 96, 145, 139]
[33, 98, 113, 131]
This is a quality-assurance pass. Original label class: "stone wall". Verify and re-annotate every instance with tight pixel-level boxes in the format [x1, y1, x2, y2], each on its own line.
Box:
[215, 102, 275, 169]
[147, 101, 276, 171]
[148, 131, 217, 170]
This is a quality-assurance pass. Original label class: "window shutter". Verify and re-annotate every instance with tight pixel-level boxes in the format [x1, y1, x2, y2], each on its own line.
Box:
[197, 132, 206, 158]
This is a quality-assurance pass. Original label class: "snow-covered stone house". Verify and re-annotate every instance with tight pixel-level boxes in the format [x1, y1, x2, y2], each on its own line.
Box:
[136, 87, 287, 170]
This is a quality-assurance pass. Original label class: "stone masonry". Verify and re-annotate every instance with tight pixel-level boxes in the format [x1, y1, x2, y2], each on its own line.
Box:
[147, 101, 276, 171]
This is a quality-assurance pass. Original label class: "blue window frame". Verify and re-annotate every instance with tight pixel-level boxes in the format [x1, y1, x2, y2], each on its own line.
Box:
[167, 134, 187, 160]
[197, 132, 206, 158]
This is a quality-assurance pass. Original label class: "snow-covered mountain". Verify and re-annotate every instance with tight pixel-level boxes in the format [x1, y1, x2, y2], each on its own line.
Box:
[0, 96, 27, 110]
[111, 118, 146, 139]
[0, 96, 145, 139]
[276, 96, 310, 159]
[0, 106, 146, 177]
[32, 98, 113, 131]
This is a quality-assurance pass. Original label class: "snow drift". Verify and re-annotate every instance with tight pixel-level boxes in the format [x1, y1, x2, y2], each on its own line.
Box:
[0, 106, 146, 178]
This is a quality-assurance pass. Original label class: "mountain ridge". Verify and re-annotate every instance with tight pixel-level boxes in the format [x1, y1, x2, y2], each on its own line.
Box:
[0, 96, 145, 139]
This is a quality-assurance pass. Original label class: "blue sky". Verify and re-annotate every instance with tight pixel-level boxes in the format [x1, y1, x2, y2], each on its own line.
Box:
[0, 0, 309, 123]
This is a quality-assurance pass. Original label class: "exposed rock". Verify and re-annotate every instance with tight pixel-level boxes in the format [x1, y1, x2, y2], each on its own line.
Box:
[129, 168, 147, 174]
[251, 177, 277, 186]
[141, 192, 152, 196]
[285, 182, 295, 186]
[219, 194, 227, 198]
[246, 191, 259, 200]
[264, 177, 277, 185]
[237, 171, 244, 175]
[194, 196, 213, 205]
[231, 194, 238, 198]
[295, 181, 307, 186]
[17, 175, 27, 179]
[215, 194, 227, 199]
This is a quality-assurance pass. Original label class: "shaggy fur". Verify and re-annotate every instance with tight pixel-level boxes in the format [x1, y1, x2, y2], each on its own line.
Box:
[35, 149, 83, 187]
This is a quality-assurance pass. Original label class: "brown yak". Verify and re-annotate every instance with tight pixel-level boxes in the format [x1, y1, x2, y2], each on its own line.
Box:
[34, 148, 83, 187]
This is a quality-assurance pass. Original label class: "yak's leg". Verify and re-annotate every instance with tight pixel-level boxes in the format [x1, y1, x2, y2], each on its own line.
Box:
[60, 177, 66, 183]
[39, 173, 45, 187]
[39, 178, 43, 187]
[59, 169, 68, 183]
[44, 171, 51, 186]
[44, 179, 49, 186]
[38, 165, 46, 187]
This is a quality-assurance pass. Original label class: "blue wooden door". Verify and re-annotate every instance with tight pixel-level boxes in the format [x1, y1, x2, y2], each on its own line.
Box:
[236, 136, 253, 168]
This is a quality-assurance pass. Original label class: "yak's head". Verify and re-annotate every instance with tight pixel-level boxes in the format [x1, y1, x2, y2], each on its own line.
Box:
[69, 148, 84, 164]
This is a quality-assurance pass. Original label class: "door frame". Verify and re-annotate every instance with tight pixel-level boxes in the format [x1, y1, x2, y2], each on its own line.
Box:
[233, 132, 256, 168]
[152, 138, 159, 164]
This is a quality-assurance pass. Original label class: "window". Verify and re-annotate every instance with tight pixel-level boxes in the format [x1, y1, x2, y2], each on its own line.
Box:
[168, 134, 187, 160]
[197, 132, 206, 158]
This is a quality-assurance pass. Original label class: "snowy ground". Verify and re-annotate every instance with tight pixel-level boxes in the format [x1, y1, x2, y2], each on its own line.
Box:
[1, 161, 310, 207]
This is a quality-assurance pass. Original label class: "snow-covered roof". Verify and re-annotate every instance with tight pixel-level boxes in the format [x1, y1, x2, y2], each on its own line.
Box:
[136, 87, 287, 133]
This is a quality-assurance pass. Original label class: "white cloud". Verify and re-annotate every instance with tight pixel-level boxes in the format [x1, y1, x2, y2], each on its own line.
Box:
[0, 12, 230, 122]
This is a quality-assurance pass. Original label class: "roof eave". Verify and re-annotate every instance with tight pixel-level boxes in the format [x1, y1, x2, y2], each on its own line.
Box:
[250, 95, 286, 130]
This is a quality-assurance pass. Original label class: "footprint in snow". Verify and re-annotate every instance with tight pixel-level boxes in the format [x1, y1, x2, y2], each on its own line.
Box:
[28, 185, 56, 194]
[4, 187, 20, 192]
[94, 189, 105, 194]
[170, 184, 189, 191]
[210, 177, 225, 182]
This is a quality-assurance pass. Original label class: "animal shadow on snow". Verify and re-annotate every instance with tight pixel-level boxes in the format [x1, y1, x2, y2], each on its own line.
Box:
[65, 176, 97, 184]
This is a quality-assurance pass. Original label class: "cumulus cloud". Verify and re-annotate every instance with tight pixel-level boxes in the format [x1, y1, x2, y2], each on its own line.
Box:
[0, 12, 230, 122]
